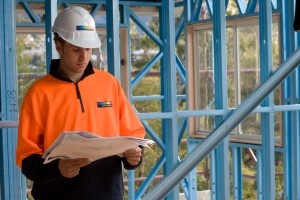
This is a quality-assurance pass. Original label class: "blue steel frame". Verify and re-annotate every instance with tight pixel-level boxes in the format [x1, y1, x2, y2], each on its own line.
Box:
[143, 48, 300, 199]
[258, 1, 275, 199]
[0, 0, 25, 200]
[0, 0, 300, 199]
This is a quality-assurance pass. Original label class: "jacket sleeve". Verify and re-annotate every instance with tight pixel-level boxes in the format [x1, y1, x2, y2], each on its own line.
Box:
[117, 80, 146, 139]
[121, 146, 144, 170]
[22, 154, 63, 183]
[16, 85, 46, 167]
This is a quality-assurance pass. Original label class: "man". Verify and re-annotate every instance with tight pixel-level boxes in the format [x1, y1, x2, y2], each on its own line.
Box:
[16, 6, 145, 200]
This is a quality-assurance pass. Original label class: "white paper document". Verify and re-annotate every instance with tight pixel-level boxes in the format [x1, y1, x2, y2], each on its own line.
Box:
[42, 131, 155, 164]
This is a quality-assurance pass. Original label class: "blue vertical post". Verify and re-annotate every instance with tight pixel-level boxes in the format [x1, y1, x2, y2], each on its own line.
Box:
[212, 1, 230, 199]
[281, 0, 300, 199]
[257, 150, 263, 200]
[118, 4, 136, 199]
[258, 0, 275, 199]
[0, 0, 24, 199]
[185, 1, 197, 199]
[232, 147, 242, 200]
[106, 0, 121, 79]
[160, 0, 179, 200]
[45, 0, 57, 72]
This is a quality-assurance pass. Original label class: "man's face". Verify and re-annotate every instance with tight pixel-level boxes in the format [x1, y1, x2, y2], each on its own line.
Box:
[56, 41, 92, 74]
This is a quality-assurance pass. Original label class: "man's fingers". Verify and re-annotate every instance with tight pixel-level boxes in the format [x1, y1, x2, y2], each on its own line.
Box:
[122, 147, 143, 166]
[123, 147, 142, 156]
[58, 158, 91, 178]
[64, 169, 80, 178]
[68, 158, 90, 165]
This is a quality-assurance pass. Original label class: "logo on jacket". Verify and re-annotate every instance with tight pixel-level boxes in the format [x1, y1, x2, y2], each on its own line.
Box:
[97, 101, 112, 108]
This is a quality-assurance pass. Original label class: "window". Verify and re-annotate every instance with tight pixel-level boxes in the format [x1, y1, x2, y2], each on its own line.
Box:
[188, 15, 282, 146]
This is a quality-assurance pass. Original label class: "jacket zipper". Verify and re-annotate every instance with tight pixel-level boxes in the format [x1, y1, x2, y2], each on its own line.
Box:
[75, 83, 85, 113]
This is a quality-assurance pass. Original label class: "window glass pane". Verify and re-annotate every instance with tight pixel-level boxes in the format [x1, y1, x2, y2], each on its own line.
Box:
[238, 25, 260, 101]
[272, 22, 280, 70]
[194, 29, 215, 132]
[240, 113, 261, 135]
[195, 29, 214, 110]
[198, 116, 215, 133]
[226, 26, 236, 108]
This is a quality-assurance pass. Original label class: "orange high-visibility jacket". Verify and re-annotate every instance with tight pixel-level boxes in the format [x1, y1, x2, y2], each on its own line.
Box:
[16, 60, 145, 167]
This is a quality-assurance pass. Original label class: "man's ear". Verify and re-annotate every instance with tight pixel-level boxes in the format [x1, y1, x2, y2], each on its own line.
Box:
[55, 41, 63, 54]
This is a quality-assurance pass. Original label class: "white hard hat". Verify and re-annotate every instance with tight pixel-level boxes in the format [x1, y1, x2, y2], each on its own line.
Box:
[52, 6, 101, 48]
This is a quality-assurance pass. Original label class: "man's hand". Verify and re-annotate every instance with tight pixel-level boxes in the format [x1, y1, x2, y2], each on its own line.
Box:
[58, 158, 91, 178]
[122, 147, 143, 166]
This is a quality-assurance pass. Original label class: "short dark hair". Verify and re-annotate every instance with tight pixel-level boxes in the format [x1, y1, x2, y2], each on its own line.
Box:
[53, 32, 65, 45]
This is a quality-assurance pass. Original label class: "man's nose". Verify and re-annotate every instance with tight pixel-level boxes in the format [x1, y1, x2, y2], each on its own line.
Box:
[79, 50, 88, 61]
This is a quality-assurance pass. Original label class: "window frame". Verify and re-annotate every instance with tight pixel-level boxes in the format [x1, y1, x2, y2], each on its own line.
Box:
[187, 14, 282, 146]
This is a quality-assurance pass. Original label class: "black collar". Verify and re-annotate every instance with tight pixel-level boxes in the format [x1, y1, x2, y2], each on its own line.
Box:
[49, 59, 95, 82]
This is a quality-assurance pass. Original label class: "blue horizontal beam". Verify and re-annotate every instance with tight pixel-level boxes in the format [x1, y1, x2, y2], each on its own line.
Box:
[0, 121, 18, 128]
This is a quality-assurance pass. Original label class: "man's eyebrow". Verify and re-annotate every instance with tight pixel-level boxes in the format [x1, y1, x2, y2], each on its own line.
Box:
[70, 45, 90, 49]
[70, 45, 80, 48]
